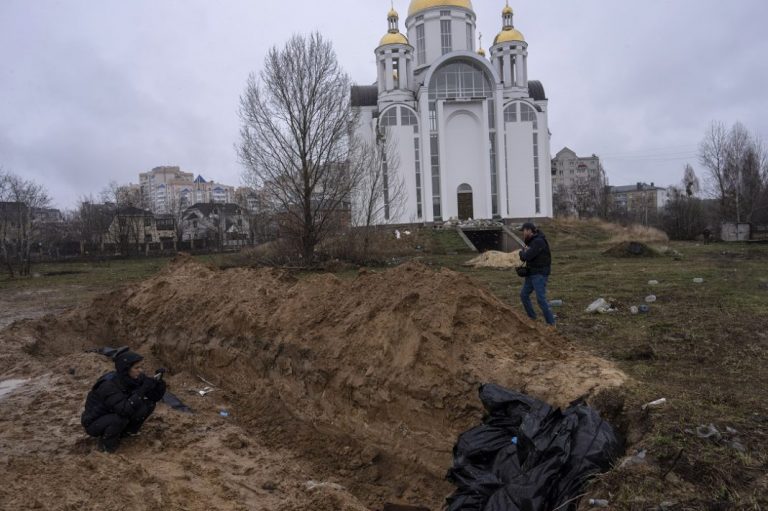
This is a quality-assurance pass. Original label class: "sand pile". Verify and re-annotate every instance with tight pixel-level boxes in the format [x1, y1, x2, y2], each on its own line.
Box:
[464, 250, 523, 269]
[1, 258, 626, 509]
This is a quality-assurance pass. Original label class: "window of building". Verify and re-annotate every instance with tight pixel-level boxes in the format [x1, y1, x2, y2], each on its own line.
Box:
[430, 135, 441, 219]
[466, 24, 473, 50]
[401, 107, 418, 126]
[429, 60, 493, 99]
[519, 103, 538, 129]
[416, 24, 426, 65]
[414, 137, 423, 219]
[440, 20, 453, 55]
[380, 107, 398, 127]
[440, 10, 451, 16]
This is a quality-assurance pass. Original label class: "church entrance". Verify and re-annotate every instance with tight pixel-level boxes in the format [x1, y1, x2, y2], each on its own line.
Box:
[457, 184, 474, 220]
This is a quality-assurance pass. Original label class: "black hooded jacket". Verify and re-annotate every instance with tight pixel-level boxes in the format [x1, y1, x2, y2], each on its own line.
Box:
[81, 351, 166, 428]
[519, 232, 552, 275]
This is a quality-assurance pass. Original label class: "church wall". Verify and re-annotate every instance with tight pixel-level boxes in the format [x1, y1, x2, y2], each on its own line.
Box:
[505, 122, 536, 217]
[389, 124, 420, 224]
[441, 102, 489, 220]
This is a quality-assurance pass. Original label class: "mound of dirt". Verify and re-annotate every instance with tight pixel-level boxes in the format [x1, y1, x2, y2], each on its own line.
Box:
[1, 259, 626, 510]
[464, 250, 522, 269]
[604, 241, 659, 258]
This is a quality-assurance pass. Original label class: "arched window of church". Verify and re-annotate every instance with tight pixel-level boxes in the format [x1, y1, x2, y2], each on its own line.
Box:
[429, 60, 493, 100]
[380, 108, 398, 127]
[520, 103, 538, 130]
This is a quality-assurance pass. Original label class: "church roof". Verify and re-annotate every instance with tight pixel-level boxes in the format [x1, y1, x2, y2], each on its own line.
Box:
[528, 80, 546, 101]
[351, 85, 379, 107]
[408, 0, 473, 17]
[194, 175, 207, 184]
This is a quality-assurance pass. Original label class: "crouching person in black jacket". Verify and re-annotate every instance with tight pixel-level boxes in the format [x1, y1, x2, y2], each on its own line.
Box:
[81, 350, 166, 453]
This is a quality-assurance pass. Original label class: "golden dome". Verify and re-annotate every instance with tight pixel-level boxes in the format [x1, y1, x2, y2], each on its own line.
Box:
[494, 28, 525, 44]
[502, 4, 513, 15]
[388, 7, 399, 18]
[408, 0, 474, 17]
[477, 47, 486, 57]
[379, 32, 410, 46]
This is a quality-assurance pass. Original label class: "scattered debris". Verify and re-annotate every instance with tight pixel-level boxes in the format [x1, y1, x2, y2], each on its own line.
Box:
[619, 449, 647, 468]
[191, 386, 215, 397]
[645, 295, 657, 303]
[648, 280, 659, 286]
[219, 410, 230, 418]
[162, 392, 193, 413]
[588, 499, 610, 508]
[693, 278, 704, 284]
[642, 398, 667, 410]
[639, 305, 650, 314]
[630, 306, 639, 315]
[586, 298, 615, 314]
[695, 423, 722, 441]
[549, 299, 564, 307]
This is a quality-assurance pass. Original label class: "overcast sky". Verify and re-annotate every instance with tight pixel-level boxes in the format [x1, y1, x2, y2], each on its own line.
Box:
[2, 0, 767, 209]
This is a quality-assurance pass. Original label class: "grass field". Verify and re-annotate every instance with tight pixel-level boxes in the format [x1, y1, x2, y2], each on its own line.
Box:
[1, 223, 766, 509]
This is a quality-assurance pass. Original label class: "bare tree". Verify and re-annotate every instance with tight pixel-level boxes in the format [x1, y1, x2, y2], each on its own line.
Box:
[700, 121, 767, 223]
[682, 163, 701, 197]
[238, 32, 362, 260]
[101, 181, 145, 254]
[0, 170, 51, 277]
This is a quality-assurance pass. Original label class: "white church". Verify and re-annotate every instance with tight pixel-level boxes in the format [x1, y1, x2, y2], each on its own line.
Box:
[351, 0, 553, 224]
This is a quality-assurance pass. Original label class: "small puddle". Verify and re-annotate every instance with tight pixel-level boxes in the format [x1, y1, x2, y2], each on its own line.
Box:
[0, 379, 28, 400]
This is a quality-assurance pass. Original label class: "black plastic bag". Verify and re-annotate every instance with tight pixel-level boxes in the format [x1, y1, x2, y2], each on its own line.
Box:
[446, 384, 623, 511]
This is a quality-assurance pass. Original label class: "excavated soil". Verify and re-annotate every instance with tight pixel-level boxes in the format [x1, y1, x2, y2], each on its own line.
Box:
[464, 250, 523, 269]
[0, 258, 626, 510]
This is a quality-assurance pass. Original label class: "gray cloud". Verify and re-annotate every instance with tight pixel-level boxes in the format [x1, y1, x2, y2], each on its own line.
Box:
[1, 0, 766, 209]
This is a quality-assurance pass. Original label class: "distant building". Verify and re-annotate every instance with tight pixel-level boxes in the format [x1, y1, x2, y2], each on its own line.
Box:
[610, 182, 669, 223]
[32, 208, 63, 223]
[551, 148, 605, 190]
[550, 147, 607, 216]
[181, 203, 251, 247]
[103, 206, 161, 246]
[139, 166, 235, 214]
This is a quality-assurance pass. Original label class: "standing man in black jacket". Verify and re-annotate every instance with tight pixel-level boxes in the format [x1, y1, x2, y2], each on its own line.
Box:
[518, 222, 555, 326]
[81, 350, 166, 453]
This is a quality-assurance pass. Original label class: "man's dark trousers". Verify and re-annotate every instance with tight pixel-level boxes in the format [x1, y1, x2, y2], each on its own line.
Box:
[520, 273, 556, 325]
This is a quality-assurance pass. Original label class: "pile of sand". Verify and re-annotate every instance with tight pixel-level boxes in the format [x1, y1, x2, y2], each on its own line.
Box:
[464, 250, 523, 269]
[0, 258, 626, 510]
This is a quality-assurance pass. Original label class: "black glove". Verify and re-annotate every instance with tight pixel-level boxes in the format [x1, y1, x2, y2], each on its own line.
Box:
[136, 375, 156, 397]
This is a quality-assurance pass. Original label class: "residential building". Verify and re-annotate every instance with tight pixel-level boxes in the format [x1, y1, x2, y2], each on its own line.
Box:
[351, 1, 553, 224]
[103, 206, 161, 246]
[139, 166, 235, 214]
[181, 203, 251, 247]
[610, 182, 669, 221]
[551, 147, 605, 190]
[550, 147, 607, 216]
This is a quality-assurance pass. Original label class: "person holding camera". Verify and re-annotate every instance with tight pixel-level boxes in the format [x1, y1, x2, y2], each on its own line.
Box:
[81, 350, 166, 453]
[518, 222, 555, 327]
